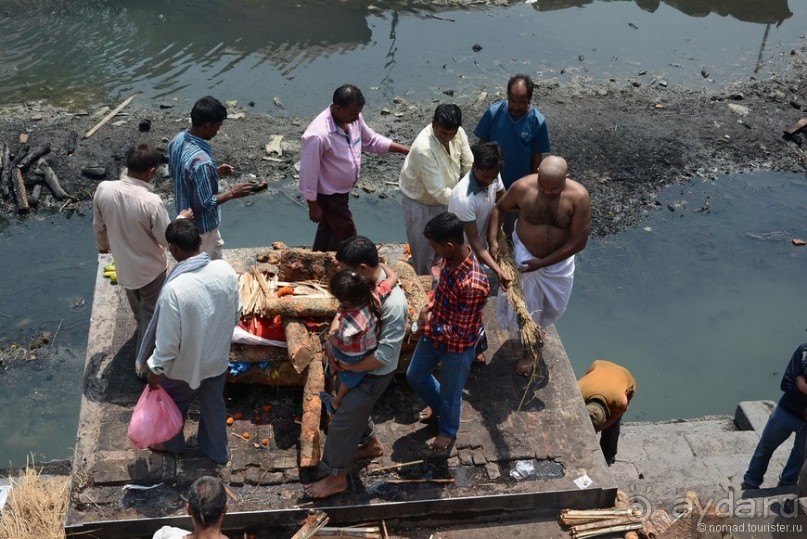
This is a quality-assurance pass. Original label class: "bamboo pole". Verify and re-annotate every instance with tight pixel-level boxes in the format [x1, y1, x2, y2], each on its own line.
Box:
[84, 94, 136, 139]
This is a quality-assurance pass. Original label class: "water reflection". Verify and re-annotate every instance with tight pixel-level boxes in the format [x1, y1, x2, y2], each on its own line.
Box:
[0, 0, 802, 112]
[533, 0, 792, 24]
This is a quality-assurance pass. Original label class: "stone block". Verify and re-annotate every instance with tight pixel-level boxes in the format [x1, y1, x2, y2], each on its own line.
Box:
[471, 448, 487, 465]
[458, 449, 474, 466]
[734, 400, 775, 434]
[92, 459, 133, 485]
[245, 467, 262, 485]
[230, 472, 245, 487]
[685, 430, 759, 457]
[284, 468, 300, 483]
[485, 463, 501, 481]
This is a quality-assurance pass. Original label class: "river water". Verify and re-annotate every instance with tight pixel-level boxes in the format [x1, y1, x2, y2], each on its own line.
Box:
[1, 1, 806, 466]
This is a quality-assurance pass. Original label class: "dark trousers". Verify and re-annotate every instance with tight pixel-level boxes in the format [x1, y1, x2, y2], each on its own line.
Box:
[600, 417, 621, 465]
[160, 371, 228, 464]
[125, 270, 166, 357]
[313, 192, 357, 252]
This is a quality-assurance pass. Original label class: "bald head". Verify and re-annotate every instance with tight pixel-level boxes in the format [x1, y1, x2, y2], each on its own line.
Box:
[537, 156, 568, 198]
[538, 156, 567, 181]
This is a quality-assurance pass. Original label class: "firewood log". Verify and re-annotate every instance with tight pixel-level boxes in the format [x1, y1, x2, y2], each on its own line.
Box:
[38, 159, 68, 200]
[12, 168, 29, 213]
[300, 353, 324, 468]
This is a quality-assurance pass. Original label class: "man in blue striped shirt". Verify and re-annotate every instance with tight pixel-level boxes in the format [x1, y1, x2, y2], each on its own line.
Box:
[169, 96, 254, 259]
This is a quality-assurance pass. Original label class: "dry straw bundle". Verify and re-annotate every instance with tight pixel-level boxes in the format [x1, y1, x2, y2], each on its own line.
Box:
[496, 232, 547, 409]
[0, 461, 69, 539]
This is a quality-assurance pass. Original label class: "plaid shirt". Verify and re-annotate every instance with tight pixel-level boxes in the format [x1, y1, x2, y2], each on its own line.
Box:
[423, 250, 489, 352]
[333, 280, 393, 356]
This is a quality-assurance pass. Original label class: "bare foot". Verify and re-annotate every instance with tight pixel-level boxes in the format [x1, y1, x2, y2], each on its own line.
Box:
[418, 406, 437, 424]
[429, 434, 454, 453]
[303, 475, 347, 499]
[515, 357, 533, 377]
[354, 437, 384, 460]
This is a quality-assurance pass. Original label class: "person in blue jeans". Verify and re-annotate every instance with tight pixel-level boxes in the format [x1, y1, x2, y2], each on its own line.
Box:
[406, 212, 489, 452]
[742, 343, 807, 489]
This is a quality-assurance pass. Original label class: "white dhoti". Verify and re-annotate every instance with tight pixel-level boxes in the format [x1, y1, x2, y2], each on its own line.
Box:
[497, 227, 575, 330]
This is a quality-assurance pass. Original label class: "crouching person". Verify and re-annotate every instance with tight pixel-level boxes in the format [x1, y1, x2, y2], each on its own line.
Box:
[145, 219, 241, 464]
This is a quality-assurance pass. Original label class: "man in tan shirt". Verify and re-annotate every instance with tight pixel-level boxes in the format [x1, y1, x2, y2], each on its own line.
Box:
[578, 360, 636, 465]
[399, 104, 473, 275]
[93, 143, 190, 376]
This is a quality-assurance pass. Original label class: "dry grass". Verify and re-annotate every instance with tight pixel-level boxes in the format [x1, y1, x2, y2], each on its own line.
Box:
[0, 461, 69, 539]
[496, 232, 547, 410]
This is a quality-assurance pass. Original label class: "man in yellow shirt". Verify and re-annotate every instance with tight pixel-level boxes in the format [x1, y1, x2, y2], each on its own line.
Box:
[578, 360, 636, 465]
[399, 104, 473, 275]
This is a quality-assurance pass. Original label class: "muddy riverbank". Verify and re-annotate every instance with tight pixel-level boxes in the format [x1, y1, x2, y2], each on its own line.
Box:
[0, 41, 806, 368]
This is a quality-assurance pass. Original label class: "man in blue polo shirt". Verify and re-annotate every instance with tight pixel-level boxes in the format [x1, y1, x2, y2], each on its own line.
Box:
[474, 74, 551, 237]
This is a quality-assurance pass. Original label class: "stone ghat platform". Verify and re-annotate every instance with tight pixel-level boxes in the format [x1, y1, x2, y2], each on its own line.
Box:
[65, 246, 616, 538]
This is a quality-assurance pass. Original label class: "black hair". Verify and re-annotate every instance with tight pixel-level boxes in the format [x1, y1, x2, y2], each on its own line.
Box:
[165, 218, 202, 253]
[188, 476, 226, 529]
[332, 84, 366, 108]
[335, 236, 379, 268]
[423, 212, 465, 245]
[126, 143, 164, 173]
[432, 104, 462, 130]
[471, 142, 504, 171]
[190, 96, 227, 127]
[507, 74, 535, 101]
[329, 269, 382, 322]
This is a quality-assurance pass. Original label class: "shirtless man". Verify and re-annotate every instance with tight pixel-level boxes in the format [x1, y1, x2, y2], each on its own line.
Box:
[488, 155, 591, 376]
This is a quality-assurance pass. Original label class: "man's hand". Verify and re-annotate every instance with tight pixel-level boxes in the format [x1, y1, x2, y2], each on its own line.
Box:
[497, 270, 512, 290]
[147, 371, 161, 390]
[307, 202, 323, 224]
[417, 302, 432, 327]
[218, 163, 235, 176]
[518, 258, 543, 273]
[178, 208, 193, 219]
[229, 183, 254, 199]
[323, 340, 341, 374]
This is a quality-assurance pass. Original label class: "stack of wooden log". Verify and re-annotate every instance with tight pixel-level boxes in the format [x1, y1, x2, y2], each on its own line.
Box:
[229, 245, 428, 469]
[559, 508, 645, 538]
[0, 133, 71, 213]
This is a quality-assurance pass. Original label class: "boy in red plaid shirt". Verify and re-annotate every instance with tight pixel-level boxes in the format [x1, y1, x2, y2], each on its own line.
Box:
[406, 212, 489, 452]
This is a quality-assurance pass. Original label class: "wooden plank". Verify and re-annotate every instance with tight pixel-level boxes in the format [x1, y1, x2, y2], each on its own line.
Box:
[84, 94, 136, 139]
[299, 351, 324, 468]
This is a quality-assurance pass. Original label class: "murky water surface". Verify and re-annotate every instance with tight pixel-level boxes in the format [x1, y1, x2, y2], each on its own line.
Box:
[0, 1, 804, 113]
[1, 1, 806, 465]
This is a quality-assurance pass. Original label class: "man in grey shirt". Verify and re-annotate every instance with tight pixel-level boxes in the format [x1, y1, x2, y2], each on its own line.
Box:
[303, 236, 407, 499]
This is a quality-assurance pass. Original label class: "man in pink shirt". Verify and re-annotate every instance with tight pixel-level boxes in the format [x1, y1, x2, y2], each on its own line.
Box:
[93, 143, 191, 375]
[299, 84, 409, 251]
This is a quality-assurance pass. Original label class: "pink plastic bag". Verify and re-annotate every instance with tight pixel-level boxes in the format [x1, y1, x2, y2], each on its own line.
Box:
[128, 386, 184, 450]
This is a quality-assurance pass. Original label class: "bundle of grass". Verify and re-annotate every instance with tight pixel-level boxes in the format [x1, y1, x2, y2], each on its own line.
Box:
[0, 461, 68, 539]
[496, 232, 547, 410]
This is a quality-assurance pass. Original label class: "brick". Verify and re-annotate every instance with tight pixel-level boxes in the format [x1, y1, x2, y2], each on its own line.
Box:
[471, 448, 487, 466]
[485, 463, 501, 481]
[458, 449, 474, 466]
[229, 473, 245, 487]
[245, 467, 262, 485]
